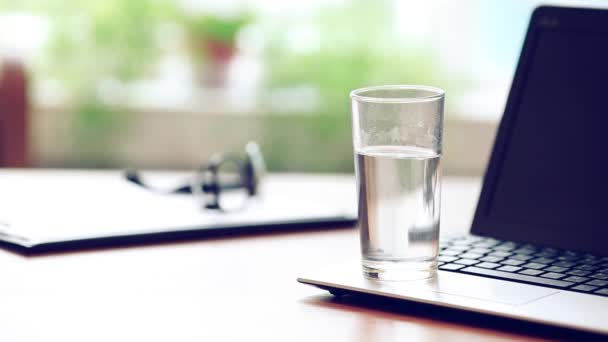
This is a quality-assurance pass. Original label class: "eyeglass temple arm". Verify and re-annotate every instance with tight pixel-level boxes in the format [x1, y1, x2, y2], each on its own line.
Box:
[124, 169, 243, 194]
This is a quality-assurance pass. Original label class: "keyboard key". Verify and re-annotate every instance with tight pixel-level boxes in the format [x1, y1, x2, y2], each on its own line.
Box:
[469, 248, 492, 255]
[489, 251, 512, 258]
[461, 267, 574, 288]
[476, 262, 501, 269]
[556, 256, 577, 262]
[535, 252, 557, 258]
[552, 261, 576, 268]
[499, 241, 518, 248]
[541, 272, 566, 280]
[472, 243, 495, 248]
[563, 276, 589, 283]
[574, 264, 598, 271]
[530, 257, 553, 264]
[568, 269, 591, 276]
[580, 259, 602, 265]
[438, 255, 458, 263]
[586, 280, 608, 287]
[438, 262, 445, 266]
[451, 238, 475, 246]
[595, 288, 608, 296]
[473, 239, 501, 248]
[494, 245, 516, 252]
[566, 269, 591, 277]
[512, 248, 536, 255]
[544, 266, 568, 273]
[572, 285, 598, 292]
[479, 256, 504, 263]
[496, 265, 522, 273]
[450, 240, 473, 246]
[590, 273, 608, 280]
[441, 249, 462, 256]
[511, 254, 534, 261]
[522, 262, 546, 270]
[519, 269, 544, 276]
[454, 258, 479, 266]
[458, 253, 484, 260]
[447, 244, 469, 251]
[501, 259, 525, 266]
[453, 236, 482, 243]
[439, 263, 465, 271]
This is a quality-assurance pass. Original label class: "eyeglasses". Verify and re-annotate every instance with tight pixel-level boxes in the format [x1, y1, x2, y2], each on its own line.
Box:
[125, 142, 266, 211]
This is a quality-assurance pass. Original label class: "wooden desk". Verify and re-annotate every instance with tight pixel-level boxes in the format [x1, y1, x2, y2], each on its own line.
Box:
[0, 175, 548, 341]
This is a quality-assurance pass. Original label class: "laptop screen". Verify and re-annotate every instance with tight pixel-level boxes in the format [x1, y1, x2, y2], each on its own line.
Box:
[472, 7, 608, 255]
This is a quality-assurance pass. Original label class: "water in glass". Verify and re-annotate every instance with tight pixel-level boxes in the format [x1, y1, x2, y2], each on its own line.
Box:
[356, 145, 440, 280]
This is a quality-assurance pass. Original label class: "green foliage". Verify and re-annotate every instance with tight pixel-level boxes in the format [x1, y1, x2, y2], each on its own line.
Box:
[184, 14, 251, 44]
[260, 0, 447, 172]
[70, 98, 127, 167]
[0, 0, 178, 166]
[0, 0, 456, 171]
[3, 0, 176, 85]
[181, 12, 252, 75]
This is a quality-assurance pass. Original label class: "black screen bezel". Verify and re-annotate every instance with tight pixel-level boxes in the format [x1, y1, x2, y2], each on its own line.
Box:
[470, 6, 608, 256]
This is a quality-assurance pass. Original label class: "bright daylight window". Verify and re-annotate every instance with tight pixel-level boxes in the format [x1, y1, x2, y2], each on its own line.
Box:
[0, 0, 602, 172]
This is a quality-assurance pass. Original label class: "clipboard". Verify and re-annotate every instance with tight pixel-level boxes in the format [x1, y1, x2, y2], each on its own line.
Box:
[0, 170, 357, 254]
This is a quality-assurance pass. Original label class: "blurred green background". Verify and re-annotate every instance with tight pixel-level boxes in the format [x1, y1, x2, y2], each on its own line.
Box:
[0, 0, 582, 172]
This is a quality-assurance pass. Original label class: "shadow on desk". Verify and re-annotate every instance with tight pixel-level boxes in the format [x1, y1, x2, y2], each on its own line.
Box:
[302, 294, 607, 341]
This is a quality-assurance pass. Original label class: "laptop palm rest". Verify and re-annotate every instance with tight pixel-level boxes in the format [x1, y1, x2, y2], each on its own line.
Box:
[298, 263, 557, 306]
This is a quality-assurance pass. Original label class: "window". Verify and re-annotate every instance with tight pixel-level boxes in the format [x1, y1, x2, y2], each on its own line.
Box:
[1, 0, 602, 172]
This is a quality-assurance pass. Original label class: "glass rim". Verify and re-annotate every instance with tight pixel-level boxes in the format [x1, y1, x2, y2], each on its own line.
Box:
[350, 85, 445, 104]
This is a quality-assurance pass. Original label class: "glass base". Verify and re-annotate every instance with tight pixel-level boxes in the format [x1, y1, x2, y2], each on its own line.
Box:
[362, 259, 437, 281]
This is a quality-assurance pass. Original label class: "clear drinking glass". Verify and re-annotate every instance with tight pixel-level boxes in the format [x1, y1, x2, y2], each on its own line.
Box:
[350, 85, 444, 281]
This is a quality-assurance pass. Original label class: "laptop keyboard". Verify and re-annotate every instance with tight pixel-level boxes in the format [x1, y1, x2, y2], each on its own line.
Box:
[439, 236, 608, 297]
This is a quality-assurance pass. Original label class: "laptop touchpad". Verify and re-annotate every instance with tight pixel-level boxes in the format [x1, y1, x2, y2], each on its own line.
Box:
[377, 271, 558, 306]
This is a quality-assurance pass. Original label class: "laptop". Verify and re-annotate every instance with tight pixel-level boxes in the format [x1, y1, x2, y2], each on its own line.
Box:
[298, 5, 608, 335]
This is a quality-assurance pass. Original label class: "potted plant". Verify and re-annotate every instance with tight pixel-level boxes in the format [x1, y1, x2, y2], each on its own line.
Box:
[183, 14, 251, 87]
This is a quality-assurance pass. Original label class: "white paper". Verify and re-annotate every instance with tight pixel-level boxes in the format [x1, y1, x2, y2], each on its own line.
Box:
[0, 170, 356, 246]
